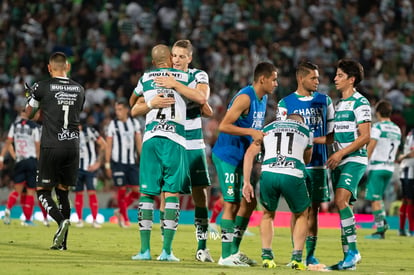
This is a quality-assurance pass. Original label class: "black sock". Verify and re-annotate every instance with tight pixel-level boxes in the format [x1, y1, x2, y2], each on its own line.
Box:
[37, 189, 64, 225]
[55, 188, 70, 219]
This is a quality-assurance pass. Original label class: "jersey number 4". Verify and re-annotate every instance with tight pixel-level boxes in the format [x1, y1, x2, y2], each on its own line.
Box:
[156, 94, 176, 120]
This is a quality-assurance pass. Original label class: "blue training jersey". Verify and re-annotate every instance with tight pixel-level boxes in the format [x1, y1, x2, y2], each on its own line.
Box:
[277, 91, 334, 167]
[212, 85, 267, 167]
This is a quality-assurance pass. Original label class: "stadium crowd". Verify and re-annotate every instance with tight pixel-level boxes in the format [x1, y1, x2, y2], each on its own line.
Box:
[0, 0, 413, 212]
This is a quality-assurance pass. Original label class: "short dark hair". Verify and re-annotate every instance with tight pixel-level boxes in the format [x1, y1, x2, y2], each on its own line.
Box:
[253, 62, 277, 82]
[296, 61, 319, 77]
[337, 59, 364, 86]
[287, 113, 305, 123]
[375, 100, 392, 118]
[49, 52, 67, 63]
[115, 97, 129, 108]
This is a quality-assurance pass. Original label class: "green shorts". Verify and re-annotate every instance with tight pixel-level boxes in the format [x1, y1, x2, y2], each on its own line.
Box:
[260, 171, 310, 213]
[305, 168, 330, 203]
[181, 149, 211, 194]
[212, 153, 243, 203]
[140, 137, 190, 196]
[331, 162, 367, 203]
[365, 169, 393, 201]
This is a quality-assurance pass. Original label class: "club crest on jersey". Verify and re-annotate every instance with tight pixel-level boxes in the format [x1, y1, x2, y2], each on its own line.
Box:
[227, 186, 234, 196]
[151, 122, 176, 133]
[269, 155, 295, 168]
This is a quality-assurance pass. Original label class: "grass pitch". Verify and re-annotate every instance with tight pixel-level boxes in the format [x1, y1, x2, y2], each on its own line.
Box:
[0, 220, 413, 274]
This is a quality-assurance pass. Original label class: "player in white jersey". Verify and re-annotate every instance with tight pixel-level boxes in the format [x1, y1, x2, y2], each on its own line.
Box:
[131, 44, 207, 262]
[129, 40, 214, 262]
[0, 109, 40, 226]
[105, 98, 142, 228]
[326, 59, 371, 271]
[364, 100, 401, 239]
[75, 114, 107, 229]
[397, 128, 414, 236]
[243, 114, 313, 270]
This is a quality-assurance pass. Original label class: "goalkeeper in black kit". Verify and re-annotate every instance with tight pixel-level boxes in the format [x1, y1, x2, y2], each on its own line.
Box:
[25, 52, 85, 250]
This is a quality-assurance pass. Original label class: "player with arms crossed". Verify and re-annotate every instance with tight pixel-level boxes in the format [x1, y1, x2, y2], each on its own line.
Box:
[212, 62, 278, 267]
[243, 114, 312, 270]
[277, 61, 334, 265]
[25, 52, 85, 250]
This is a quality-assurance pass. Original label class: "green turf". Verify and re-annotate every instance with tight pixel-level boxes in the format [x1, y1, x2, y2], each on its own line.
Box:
[0, 220, 413, 274]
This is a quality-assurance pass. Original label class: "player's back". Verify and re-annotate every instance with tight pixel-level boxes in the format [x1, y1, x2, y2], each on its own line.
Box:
[370, 120, 401, 164]
[139, 68, 192, 148]
[33, 77, 85, 148]
[261, 119, 312, 178]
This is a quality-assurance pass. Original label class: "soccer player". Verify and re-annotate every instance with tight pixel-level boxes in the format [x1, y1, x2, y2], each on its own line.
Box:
[105, 98, 142, 228]
[364, 100, 401, 239]
[131, 44, 206, 261]
[155, 40, 214, 262]
[0, 108, 40, 226]
[397, 128, 414, 236]
[130, 40, 214, 262]
[326, 59, 371, 270]
[243, 114, 312, 270]
[212, 62, 278, 266]
[25, 52, 85, 250]
[276, 61, 334, 265]
[75, 115, 107, 228]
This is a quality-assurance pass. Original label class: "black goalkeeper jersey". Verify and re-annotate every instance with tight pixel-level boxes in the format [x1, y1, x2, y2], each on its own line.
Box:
[32, 77, 85, 149]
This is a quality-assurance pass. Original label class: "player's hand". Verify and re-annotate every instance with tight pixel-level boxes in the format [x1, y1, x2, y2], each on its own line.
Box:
[150, 93, 175, 108]
[326, 151, 344, 170]
[87, 162, 101, 172]
[154, 73, 177, 89]
[242, 181, 254, 203]
[251, 129, 266, 145]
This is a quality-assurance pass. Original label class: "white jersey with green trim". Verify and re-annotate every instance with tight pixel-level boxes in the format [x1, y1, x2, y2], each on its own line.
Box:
[261, 119, 313, 178]
[333, 91, 371, 166]
[185, 68, 209, 150]
[135, 68, 192, 148]
[368, 120, 401, 172]
[400, 129, 414, 179]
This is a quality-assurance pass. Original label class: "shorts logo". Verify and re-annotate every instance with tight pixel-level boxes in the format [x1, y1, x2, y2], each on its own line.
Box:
[345, 178, 352, 185]
[227, 186, 234, 197]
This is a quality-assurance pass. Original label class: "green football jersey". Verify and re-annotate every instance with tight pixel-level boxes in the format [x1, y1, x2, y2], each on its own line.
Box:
[333, 91, 371, 165]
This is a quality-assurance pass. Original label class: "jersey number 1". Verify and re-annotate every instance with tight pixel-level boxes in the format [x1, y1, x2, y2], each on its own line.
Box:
[62, 105, 69, 129]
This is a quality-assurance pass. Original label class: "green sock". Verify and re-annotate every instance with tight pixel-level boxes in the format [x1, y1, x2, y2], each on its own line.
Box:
[160, 210, 164, 237]
[339, 206, 357, 251]
[221, 219, 234, 258]
[231, 216, 249, 254]
[261, 248, 274, 260]
[292, 250, 303, 262]
[195, 206, 208, 250]
[163, 197, 180, 254]
[306, 236, 317, 257]
[373, 209, 385, 232]
[138, 196, 154, 253]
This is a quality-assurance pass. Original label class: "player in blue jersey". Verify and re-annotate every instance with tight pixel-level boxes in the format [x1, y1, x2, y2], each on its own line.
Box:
[212, 62, 278, 266]
[277, 61, 335, 265]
